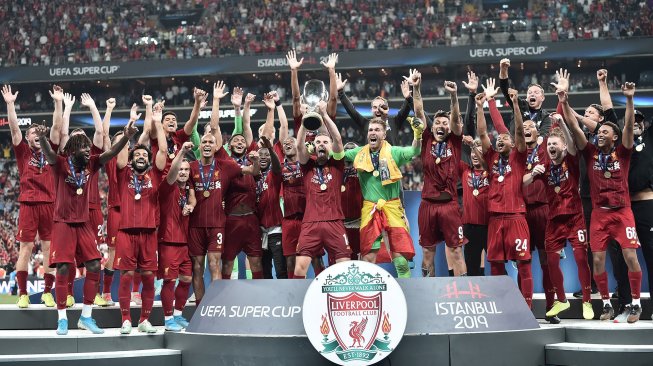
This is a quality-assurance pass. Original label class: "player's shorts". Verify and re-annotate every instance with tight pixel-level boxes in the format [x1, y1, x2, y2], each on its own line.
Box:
[188, 227, 225, 257]
[418, 199, 466, 248]
[223, 214, 263, 261]
[487, 213, 531, 262]
[158, 242, 192, 280]
[590, 207, 641, 252]
[344, 219, 361, 259]
[49, 221, 101, 267]
[17, 202, 54, 242]
[89, 208, 104, 244]
[297, 221, 351, 260]
[281, 216, 303, 256]
[114, 229, 158, 271]
[526, 203, 549, 251]
[106, 206, 121, 248]
[545, 213, 587, 253]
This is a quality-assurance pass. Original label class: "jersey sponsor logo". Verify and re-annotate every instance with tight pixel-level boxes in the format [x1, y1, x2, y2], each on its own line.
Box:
[491, 160, 513, 176]
[127, 174, 154, 190]
[592, 153, 621, 172]
[429, 143, 453, 160]
[64, 168, 91, 187]
[546, 162, 570, 187]
[310, 166, 335, 186]
[465, 171, 489, 189]
[303, 261, 407, 365]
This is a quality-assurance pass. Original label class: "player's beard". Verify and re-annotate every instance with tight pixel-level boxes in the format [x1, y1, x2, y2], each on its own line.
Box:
[132, 160, 150, 173]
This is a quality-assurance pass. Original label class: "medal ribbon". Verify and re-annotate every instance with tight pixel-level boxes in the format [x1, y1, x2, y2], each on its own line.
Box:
[371, 151, 380, 171]
[527, 144, 539, 167]
[634, 136, 644, 150]
[234, 154, 248, 167]
[342, 166, 355, 186]
[257, 168, 270, 199]
[199, 159, 216, 194]
[67, 157, 85, 190]
[471, 171, 482, 190]
[434, 142, 446, 160]
[498, 155, 507, 177]
[132, 172, 143, 197]
[167, 136, 176, 156]
[283, 158, 300, 175]
[179, 185, 189, 208]
[598, 148, 613, 173]
[550, 163, 562, 187]
[34, 149, 45, 170]
[315, 165, 326, 186]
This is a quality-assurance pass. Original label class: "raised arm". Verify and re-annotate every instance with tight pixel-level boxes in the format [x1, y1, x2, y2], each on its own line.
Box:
[275, 91, 289, 142]
[444, 81, 462, 136]
[79, 93, 104, 149]
[48, 85, 64, 146]
[243, 92, 255, 145]
[261, 92, 277, 141]
[33, 126, 57, 165]
[167, 141, 193, 185]
[336, 73, 367, 129]
[406, 69, 425, 124]
[240, 151, 261, 176]
[498, 58, 513, 109]
[58, 93, 75, 152]
[210, 81, 229, 147]
[141, 95, 156, 140]
[1, 85, 22, 146]
[286, 50, 304, 119]
[183, 88, 207, 136]
[596, 69, 613, 110]
[483, 78, 509, 134]
[475, 93, 492, 154]
[322, 53, 338, 119]
[102, 98, 116, 151]
[318, 101, 343, 154]
[394, 80, 414, 131]
[104, 120, 138, 166]
[510, 89, 526, 153]
[152, 103, 168, 171]
[296, 123, 310, 164]
[231, 86, 243, 134]
[558, 90, 588, 150]
[261, 136, 281, 174]
[555, 113, 577, 156]
[621, 82, 636, 149]
[462, 71, 479, 137]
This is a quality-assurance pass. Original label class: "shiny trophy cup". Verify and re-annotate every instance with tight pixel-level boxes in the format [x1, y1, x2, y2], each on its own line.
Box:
[301, 79, 329, 131]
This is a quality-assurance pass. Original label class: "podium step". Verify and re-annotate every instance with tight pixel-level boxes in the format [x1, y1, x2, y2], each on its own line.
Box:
[0, 349, 180, 365]
[545, 342, 653, 366]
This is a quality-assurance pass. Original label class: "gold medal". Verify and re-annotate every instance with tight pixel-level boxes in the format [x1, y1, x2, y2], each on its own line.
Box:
[554, 186, 561, 194]
[203, 191, 211, 198]
[527, 163, 532, 170]
[435, 157, 441, 164]
[498, 175, 505, 182]
[341, 185, 346, 192]
[472, 189, 479, 197]
[373, 170, 379, 177]
[134, 193, 142, 200]
[168, 153, 175, 159]
[320, 183, 327, 191]
[604, 171, 612, 179]
[76, 188, 83, 195]
[636, 144, 643, 152]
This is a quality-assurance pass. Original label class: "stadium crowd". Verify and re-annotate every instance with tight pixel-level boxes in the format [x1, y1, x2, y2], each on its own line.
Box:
[0, 0, 650, 67]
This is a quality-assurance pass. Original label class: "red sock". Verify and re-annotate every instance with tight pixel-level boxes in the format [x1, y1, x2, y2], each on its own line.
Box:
[174, 281, 191, 312]
[102, 269, 114, 295]
[287, 272, 294, 279]
[67, 267, 76, 296]
[139, 273, 155, 323]
[16, 271, 28, 296]
[222, 272, 231, 280]
[517, 262, 533, 308]
[119, 272, 133, 322]
[540, 260, 556, 308]
[628, 271, 642, 300]
[132, 272, 142, 292]
[55, 272, 68, 309]
[161, 280, 175, 317]
[490, 262, 506, 276]
[546, 254, 567, 302]
[573, 248, 592, 302]
[593, 271, 610, 300]
[252, 270, 263, 279]
[294, 275, 306, 279]
[43, 273, 55, 294]
[83, 271, 100, 305]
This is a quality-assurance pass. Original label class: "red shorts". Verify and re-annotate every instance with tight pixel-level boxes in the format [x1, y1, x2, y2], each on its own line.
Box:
[223, 214, 262, 261]
[281, 217, 302, 256]
[545, 213, 587, 253]
[590, 207, 641, 252]
[418, 200, 465, 248]
[158, 242, 192, 280]
[17, 202, 54, 242]
[487, 214, 531, 262]
[297, 221, 351, 260]
[188, 227, 225, 257]
[89, 208, 104, 244]
[114, 229, 158, 271]
[526, 204, 548, 251]
[49, 221, 101, 267]
[106, 207, 121, 248]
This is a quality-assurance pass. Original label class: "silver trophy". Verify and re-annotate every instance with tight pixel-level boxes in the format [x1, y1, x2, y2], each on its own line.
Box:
[301, 79, 329, 131]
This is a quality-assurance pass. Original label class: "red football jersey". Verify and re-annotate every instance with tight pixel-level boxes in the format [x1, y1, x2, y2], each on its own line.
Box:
[105, 157, 120, 208]
[14, 140, 55, 203]
[534, 152, 582, 217]
[582, 143, 632, 208]
[341, 166, 363, 220]
[158, 180, 190, 243]
[88, 145, 103, 210]
[52, 155, 101, 223]
[117, 165, 162, 229]
[484, 148, 528, 214]
[301, 158, 345, 223]
[459, 163, 490, 225]
[151, 129, 190, 173]
[421, 131, 462, 200]
[256, 169, 283, 228]
[189, 147, 243, 228]
[523, 144, 548, 205]
[224, 142, 258, 214]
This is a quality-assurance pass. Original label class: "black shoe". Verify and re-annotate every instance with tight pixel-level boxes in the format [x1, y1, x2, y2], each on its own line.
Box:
[591, 286, 598, 294]
[572, 290, 582, 298]
[600, 303, 614, 321]
[545, 315, 561, 324]
[611, 291, 619, 299]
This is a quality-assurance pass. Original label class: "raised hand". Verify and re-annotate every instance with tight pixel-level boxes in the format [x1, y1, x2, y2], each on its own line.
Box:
[286, 50, 304, 70]
[550, 68, 570, 92]
[231, 87, 244, 107]
[500, 58, 511, 72]
[474, 92, 486, 107]
[33, 124, 49, 137]
[213, 81, 228, 99]
[400, 80, 412, 99]
[269, 90, 280, 102]
[508, 88, 519, 104]
[152, 102, 163, 122]
[462, 71, 479, 93]
[80, 93, 96, 108]
[317, 100, 327, 115]
[248, 150, 260, 164]
[129, 103, 141, 121]
[194, 87, 208, 103]
[482, 78, 500, 99]
[63, 93, 75, 108]
[181, 141, 194, 152]
[49, 85, 63, 101]
[263, 93, 275, 110]
[444, 80, 457, 94]
[556, 90, 568, 104]
[244, 93, 256, 106]
[336, 73, 348, 91]
[1, 85, 18, 104]
[462, 135, 474, 147]
[321, 53, 338, 69]
[142, 94, 153, 106]
[622, 82, 636, 98]
[124, 119, 139, 138]
[260, 135, 273, 150]
[596, 69, 608, 82]
[106, 98, 116, 109]
[402, 68, 421, 86]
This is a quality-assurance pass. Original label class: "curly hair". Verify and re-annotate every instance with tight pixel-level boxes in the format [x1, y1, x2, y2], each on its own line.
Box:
[63, 133, 92, 156]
